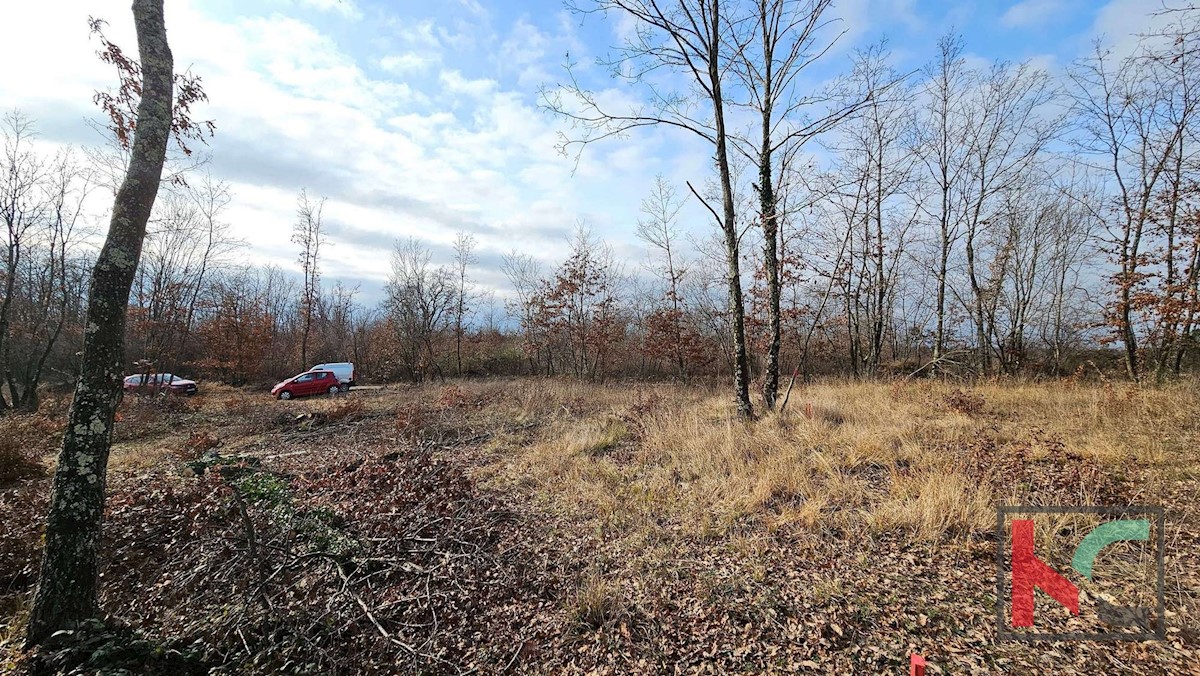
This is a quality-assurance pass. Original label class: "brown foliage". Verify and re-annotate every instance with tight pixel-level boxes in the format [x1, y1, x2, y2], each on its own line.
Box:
[943, 388, 985, 415]
[88, 16, 215, 159]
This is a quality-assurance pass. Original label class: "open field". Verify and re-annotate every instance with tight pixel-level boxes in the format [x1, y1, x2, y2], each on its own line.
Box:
[2, 378, 1198, 673]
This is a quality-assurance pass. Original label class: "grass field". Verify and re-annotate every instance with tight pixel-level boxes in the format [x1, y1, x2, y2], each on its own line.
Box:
[1, 378, 1198, 673]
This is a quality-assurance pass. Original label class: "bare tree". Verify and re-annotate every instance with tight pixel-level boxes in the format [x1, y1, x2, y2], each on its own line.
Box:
[914, 34, 970, 368]
[543, 0, 754, 416]
[730, 0, 872, 406]
[501, 250, 548, 374]
[128, 176, 236, 378]
[0, 111, 47, 410]
[636, 176, 693, 377]
[293, 189, 325, 369]
[1069, 41, 1186, 380]
[385, 237, 456, 383]
[826, 45, 917, 375]
[178, 174, 235, 362]
[958, 59, 1060, 374]
[27, 0, 175, 646]
[2, 146, 92, 410]
[452, 231, 477, 376]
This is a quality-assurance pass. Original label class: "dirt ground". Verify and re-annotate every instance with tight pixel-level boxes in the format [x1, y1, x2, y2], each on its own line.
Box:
[1, 378, 1197, 674]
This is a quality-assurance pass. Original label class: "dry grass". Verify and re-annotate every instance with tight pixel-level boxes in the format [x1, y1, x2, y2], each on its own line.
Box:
[481, 378, 1197, 545]
[25, 377, 1194, 542]
[568, 573, 630, 632]
[0, 413, 58, 484]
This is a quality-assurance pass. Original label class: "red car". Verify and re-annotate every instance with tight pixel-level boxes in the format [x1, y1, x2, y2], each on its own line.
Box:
[271, 369, 341, 400]
[123, 373, 198, 395]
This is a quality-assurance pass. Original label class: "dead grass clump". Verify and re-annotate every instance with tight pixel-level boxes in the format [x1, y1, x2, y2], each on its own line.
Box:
[113, 395, 198, 442]
[176, 431, 222, 461]
[871, 471, 994, 541]
[155, 393, 200, 414]
[944, 388, 985, 415]
[393, 400, 467, 444]
[0, 479, 49, 610]
[0, 437, 44, 484]
[617, 390, 663, 440]
[948, 426, 1122, 504]
[568, 574, 630, 632]
[222, 396, 256, 416]
[577, 417, 629, 457]
[1101, 382, 1140, 414]
[793, 401, 845, 425]
[0, 414, 58, 483]
[395, 401, 431, 441]
[325, 397, 366, 423]
[436, 384, 473, 409]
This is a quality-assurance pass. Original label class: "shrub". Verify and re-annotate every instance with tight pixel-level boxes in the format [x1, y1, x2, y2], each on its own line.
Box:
[233, 472, 291, 508]
[436, 384, 491, 410]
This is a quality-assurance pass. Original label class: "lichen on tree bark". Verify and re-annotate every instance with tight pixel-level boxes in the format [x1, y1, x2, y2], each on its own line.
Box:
[25, 0, 174, 648]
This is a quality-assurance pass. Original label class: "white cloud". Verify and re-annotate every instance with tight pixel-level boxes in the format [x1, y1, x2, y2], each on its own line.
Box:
[1090, 0, 1177, 57]
[395, 18, 442, 50]
[0, 0, 753, 301]
[1000, 0, 1068, 29]
[380, 52, 437, 74]
[295, 0, 362, 20]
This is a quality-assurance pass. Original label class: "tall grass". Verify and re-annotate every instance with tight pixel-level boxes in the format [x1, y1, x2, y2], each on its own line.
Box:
[485, 379, 1196, 544]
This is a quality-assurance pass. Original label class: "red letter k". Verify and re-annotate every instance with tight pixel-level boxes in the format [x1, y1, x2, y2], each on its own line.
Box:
[1011, 519, 1080, 627]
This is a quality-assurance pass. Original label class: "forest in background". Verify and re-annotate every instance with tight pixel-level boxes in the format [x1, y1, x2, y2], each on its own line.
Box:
[1, 4, 1198, 414]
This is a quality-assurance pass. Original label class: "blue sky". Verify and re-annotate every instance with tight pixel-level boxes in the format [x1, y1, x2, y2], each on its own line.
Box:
[0, 0, 1170, 304]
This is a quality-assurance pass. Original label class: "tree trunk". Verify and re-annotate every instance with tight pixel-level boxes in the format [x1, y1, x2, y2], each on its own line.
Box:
[759, 128, 781, 409]
[934, 217, 950, 366]
[25, 0, 173, 647]
[710, 2, 752, 419]
[756, 11, 780, 410]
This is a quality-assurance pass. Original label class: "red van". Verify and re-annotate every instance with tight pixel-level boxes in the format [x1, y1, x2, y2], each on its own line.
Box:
[271, 369, 340, 400]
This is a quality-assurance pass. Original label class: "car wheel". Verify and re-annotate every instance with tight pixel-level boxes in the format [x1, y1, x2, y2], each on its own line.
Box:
[328, 385, 340, 395]
[278, 390, 292, 400]
[339, 383, 349, 393]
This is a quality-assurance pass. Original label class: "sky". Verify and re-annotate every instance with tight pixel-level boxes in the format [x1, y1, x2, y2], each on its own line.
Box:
[0, 0, 1179, 306]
